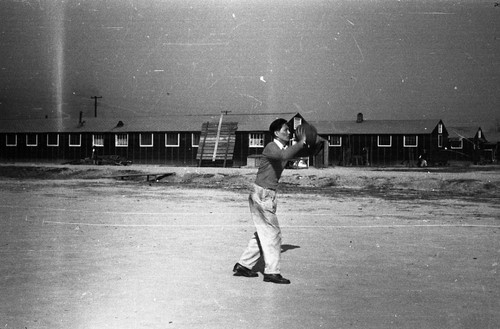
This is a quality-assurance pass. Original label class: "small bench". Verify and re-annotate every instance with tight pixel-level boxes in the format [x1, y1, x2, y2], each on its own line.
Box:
[108, 172, 174, 182]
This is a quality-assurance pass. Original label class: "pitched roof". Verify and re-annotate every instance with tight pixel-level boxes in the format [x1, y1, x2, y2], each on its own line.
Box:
[482, 129, 500, 143]
[78, 113, 298, 132]
[0, 112, 299, 133]
[0, 117, 203, 133]
[0, 118, 72, 133]
[0, 114, 444, 136]
[447, 126, 482, 141]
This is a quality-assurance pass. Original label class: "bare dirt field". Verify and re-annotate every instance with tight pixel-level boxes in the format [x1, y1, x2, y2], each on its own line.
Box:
[0, 163, 499, 329]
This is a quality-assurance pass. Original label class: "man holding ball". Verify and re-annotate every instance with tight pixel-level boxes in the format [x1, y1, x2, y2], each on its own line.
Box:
[233, 118, 308, 284]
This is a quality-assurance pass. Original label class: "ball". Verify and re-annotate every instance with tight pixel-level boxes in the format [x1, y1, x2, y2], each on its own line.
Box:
[296, 123, 318, 148]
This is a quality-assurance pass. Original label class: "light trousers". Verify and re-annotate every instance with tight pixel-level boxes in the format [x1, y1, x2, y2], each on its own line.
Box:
[238, 184, 282, 274]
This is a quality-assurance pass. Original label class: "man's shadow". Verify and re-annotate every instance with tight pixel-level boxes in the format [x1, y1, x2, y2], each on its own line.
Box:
[252, 242, 301, 274]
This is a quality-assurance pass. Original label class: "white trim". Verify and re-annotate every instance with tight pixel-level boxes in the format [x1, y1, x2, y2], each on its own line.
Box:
[328, 135, 342, 147]
[249, 133, 264, 148]
[139, 133, 153, 147]
[450, 139, 463, 150]
[377, 135, 392, 147]
[192, 133, 200, 147]
[293, 117, 302, 129]
[26, 134, 38, 147]
[403, 135, 418, 147]
[92, 134, 104, 147]
[115, 133, 129, 147]
[47, 133, 59, 147]
[165, 133, 180, 147]
[6, 134, 17, 147]
[69, 134, 81, 147]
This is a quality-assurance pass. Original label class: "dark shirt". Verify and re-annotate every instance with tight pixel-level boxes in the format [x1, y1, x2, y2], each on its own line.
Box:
[254, 139, 304, 190]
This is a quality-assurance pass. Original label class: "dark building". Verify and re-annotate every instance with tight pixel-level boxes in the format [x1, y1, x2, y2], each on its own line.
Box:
[1, 112, 453, 167]
[312, 114, 449, 166]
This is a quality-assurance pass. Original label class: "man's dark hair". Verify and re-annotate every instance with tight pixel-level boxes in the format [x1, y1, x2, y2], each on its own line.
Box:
[269, 118, 288, 137]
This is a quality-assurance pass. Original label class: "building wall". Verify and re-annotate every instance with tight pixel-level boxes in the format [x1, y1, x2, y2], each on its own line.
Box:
[90, 132, 201, 166]
[2, 133, 80, 163]
[326, 133, 448, 166]
[0, 131, 265, 166]
[0, 132, 198, 165]
[1, 128, 450, 167]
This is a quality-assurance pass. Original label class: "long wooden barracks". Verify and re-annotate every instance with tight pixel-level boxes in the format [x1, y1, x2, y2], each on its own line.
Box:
[0, 112, 493, 167]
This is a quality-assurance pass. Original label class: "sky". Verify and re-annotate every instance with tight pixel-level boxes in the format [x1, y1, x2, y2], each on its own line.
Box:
[0, 0, 499, 129]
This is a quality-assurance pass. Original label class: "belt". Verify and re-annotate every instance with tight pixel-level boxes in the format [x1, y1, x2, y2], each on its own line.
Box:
[254, 183, 276, 192]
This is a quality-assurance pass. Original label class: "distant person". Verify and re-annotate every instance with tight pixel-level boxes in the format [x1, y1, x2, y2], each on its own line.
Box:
[418, 149, 428, 167]
[362, 147, 370, 166]
[233, 118, 307, 284]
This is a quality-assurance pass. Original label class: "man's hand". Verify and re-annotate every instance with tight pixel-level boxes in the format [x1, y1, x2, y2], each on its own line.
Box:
[295, 125, 307, 145]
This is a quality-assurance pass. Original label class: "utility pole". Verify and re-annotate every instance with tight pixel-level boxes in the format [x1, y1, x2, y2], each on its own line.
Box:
[91, 96, 102, 117]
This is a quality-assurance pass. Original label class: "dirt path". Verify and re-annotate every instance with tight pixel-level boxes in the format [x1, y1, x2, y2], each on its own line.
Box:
[0, 165, 499, 328]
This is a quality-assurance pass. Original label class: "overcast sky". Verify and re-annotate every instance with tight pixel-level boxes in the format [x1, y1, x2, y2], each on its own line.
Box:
[0, 0, 499, 129]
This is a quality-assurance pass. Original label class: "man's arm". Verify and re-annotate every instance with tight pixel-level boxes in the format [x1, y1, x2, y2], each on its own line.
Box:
[263, 140, 306, 160]
[264, 126, 307, 160]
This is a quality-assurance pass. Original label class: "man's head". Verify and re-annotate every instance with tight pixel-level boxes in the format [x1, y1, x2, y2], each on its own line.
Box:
[269, 118, 290, 144]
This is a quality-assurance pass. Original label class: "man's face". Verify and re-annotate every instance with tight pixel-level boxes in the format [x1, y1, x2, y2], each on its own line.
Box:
[275, 124, 291, 143]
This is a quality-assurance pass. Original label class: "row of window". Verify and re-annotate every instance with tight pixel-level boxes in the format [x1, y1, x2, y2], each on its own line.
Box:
[327, 135, 446, 148]
[4, 133, 450, 149]
[5, 132, 263, 148]
[252, 134, 444, 149]
[4, 133, 195, 148]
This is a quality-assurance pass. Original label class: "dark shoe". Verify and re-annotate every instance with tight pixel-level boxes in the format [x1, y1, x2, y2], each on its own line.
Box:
[233, 263, 258, 277]
[263, 274, 291, 284]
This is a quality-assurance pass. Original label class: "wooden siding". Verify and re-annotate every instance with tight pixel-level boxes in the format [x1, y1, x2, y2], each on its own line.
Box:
[0, 115, 452, 167]
[325, 132, 448, 166]
[0, 132, 201, 166]
[0, 130, 450, 167]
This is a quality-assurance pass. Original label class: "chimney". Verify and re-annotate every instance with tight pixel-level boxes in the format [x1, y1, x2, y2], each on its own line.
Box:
[78, 111, 85, 127]
[356, 113, 364, 123]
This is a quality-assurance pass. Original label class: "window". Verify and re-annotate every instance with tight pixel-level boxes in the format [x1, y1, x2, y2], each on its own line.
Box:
[478, 130, 482, 139]
[450, 139, 463, 149]
[377, 135, 392, 147]
[26, 134, 38, 147]
[47, 133, 59, 147]
[115, 134, 128, 147]
[438, 134, 443, 148]
[6, 134, 17, 146]
[293, 117, 302, 129]
[140, 133, 153, 147]
[438, 123, 443, 134]
[192, 133, 200, 147]
[403, 135, 418, 147]
[328, 135, 342, 147]
[69, 134, 81, 147]
[93, 134, 104, 147]
[249, 133, 264, 148]
[165, 133, 179, 147]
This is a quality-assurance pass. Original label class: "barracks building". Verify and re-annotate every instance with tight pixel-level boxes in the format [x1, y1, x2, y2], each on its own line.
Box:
[0, 112, 497, 167]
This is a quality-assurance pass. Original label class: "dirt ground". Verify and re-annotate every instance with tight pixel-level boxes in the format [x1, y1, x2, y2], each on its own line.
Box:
[0, 163, 499, 329]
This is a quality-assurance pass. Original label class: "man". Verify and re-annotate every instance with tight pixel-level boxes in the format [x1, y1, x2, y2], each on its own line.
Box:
[233, 118, 306, 284]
